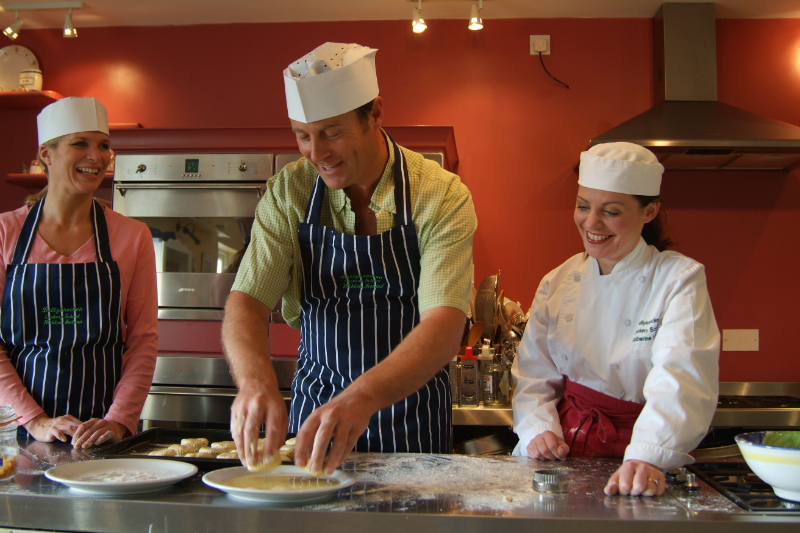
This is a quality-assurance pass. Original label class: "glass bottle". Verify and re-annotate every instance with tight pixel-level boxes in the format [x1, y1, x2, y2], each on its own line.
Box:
[0, 406, 19, 482]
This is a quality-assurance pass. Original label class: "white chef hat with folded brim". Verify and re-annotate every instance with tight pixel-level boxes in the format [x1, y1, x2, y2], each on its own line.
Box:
[578, 142, 664, 196]
[284, 42, 379, 124]
[37, 97, 109, 146]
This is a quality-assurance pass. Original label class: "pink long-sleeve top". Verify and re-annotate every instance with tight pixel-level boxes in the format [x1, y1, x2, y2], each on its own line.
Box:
[0, 204, 158, 436]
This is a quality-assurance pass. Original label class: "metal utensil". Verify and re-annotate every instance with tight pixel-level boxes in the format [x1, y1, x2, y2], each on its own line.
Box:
[474, 273, 498, 343]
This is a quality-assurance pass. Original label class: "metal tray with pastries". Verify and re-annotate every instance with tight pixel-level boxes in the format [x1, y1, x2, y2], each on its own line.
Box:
[92, 428, 296, 471]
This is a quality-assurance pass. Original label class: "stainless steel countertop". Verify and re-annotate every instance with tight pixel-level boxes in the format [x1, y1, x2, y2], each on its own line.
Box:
[1, 440, 799, 533]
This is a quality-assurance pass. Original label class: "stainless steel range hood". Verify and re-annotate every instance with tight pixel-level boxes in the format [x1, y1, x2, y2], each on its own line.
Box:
[590, 3, 800, 171]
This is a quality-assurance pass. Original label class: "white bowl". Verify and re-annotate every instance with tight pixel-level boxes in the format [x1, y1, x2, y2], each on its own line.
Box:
[735, 431, 800, 502]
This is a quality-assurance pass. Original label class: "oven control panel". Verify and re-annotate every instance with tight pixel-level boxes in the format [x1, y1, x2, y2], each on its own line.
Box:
[115, 153, 274, 181]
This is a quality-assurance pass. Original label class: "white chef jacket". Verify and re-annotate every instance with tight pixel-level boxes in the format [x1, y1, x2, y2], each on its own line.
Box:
[511, 238, 720, 469]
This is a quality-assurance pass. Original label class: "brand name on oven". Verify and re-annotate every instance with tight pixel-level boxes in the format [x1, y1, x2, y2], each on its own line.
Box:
[178, 288, 196, 292]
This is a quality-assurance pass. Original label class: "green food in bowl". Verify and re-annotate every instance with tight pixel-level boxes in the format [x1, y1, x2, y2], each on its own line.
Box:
[763, 431, 800, 450]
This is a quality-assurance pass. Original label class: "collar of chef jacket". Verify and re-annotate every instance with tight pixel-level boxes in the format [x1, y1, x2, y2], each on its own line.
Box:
[584, 237, 650, 277]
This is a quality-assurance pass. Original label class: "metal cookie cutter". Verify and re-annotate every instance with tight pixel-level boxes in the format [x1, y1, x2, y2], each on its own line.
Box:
[532, 469, 569, 493]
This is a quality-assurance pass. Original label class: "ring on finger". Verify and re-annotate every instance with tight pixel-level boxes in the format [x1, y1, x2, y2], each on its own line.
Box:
[648, 477, 660, 488]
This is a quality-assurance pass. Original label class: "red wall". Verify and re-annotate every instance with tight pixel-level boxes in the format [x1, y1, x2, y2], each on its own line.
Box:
[2, 18, 799, 381]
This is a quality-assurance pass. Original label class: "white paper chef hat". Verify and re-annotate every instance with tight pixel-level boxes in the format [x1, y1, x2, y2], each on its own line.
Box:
[578, 142, 664, 196]
[284, 42, 379, 124]
[37, 97, 109, 146]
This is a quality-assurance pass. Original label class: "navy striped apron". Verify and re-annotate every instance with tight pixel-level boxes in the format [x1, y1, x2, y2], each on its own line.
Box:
[0, 198, 124, 422]
[289, 138, 451, 453]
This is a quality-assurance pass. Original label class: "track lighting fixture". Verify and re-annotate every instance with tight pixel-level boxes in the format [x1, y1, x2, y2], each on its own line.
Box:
[469, 0, 483, 31]
[63, 8, 76, 38]
[2, 2, 84, 40]
[412, 0, 426, 34]
[3, 10, 22, 40]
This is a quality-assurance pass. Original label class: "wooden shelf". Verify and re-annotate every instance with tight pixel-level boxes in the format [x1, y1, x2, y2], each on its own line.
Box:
[6, 173, 113, 189]
[0, 91, 63, 110]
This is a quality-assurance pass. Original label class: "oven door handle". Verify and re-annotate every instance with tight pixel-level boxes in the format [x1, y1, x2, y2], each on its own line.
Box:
[115, 183, 265, 198]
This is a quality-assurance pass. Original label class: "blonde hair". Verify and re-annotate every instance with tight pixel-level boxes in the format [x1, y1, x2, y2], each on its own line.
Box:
[24, 135, 63, 207]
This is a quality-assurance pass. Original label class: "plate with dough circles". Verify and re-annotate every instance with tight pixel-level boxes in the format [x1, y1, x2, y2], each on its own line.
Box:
[45, 458, 198, 495]
[0, 45, 39, 92]
[202, 465, 355, 503]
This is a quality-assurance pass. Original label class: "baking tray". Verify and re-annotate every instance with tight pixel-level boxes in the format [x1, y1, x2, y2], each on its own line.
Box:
[92, 428, 294, 471]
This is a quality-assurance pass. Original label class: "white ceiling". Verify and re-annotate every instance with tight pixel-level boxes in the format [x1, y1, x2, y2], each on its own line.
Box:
[1, 0, 799, 30]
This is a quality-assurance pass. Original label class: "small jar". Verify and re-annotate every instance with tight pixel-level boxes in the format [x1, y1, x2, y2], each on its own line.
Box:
[0, 406, 19, 481]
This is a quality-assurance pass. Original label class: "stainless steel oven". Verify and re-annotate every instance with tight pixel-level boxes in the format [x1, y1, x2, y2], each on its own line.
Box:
[113, 153, 272, 320]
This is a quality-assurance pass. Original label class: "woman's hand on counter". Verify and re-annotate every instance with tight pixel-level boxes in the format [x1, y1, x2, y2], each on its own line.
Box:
[604, 459, 665, 497]
[71, 419, 125, 448]
[23, 413, 81, 443]
[527, 430, 570, 460]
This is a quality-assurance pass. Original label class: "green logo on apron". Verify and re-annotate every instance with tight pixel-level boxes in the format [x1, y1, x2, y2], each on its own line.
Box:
[41, 306, 84, 326]
[341, 274, 385, 289]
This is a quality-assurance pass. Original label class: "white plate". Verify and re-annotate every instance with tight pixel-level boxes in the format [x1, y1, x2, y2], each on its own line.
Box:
[0, 45, 39, 92]
[44, 458, 198, 495]
[202, 465, 354, 503]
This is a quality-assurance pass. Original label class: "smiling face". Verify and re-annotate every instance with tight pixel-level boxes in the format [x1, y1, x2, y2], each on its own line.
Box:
[39, 131, 111, 197]
[290, 97, 387, 192]
[574, 186, 659, 275]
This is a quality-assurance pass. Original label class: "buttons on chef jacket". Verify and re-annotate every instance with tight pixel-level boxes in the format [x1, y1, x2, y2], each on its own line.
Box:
[623, 319, 631, 327]
[565, 314, 573, 323]
[610, 362, 619, 369]
[573, 274, 581, 283]
[637, 276, 646, 283]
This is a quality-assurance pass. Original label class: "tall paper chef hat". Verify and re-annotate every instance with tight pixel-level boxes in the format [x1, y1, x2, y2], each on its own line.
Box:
[37, 97, 109, 146]
[578, 142, 664, 196]
[284, 42, 379, 124]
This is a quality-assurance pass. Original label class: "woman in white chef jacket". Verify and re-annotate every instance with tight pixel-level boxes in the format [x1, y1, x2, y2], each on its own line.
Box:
[511, 142, 720, 497]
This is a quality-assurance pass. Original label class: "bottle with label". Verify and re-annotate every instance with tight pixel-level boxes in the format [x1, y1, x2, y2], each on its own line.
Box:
[478, 344, 494, 405]
[460, 347, 479, 407]
[0, 406, 19, 482]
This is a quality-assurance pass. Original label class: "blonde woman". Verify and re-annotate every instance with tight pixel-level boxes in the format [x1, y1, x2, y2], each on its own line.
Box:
[0, 97, 157, 447]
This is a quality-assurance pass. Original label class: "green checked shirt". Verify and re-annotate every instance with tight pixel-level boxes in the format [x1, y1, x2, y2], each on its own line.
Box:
[232, 132, 477, 329]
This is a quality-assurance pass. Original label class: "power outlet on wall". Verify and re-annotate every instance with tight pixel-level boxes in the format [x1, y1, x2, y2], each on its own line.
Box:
[722, 329, 759, 351]
[530, 35, 550, 55]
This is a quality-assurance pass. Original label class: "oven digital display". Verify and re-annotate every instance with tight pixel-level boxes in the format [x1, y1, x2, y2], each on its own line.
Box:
[185, 159, 200, 173]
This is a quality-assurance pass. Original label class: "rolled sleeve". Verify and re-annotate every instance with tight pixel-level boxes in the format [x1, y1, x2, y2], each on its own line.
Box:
[232, 174, 297, 313]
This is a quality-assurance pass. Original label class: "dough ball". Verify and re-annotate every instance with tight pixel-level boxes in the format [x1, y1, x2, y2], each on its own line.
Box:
[216, 451, 240, 460]
[198, 446, 222, 456]
[303, 464, 325, 477]
[181, 438, 208, 450]
[279, 444, 294, 460]
[149, 448, 176, 457]
[211, 441, 236, 451]
[284, 437, 296, 446]
[168, 444, 191, 456]
[246, 451, 282, 472]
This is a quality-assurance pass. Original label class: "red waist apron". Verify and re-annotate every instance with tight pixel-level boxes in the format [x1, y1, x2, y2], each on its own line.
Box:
[557, 378, 644, 458]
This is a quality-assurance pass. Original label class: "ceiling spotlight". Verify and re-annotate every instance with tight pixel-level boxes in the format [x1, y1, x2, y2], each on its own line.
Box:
[63, 8, 76, 38]
[3, 11, 23, 40]
[412, 0, 426, 33]
[469, 0, 483, 31]
[2, 2, 84, 39]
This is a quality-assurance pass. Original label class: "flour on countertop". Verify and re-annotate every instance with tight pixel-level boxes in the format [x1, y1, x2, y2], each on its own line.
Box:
[309, 453, 561, 513]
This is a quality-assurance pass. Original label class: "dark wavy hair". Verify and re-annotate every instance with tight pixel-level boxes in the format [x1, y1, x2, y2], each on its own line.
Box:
[633, 195, 674, 251]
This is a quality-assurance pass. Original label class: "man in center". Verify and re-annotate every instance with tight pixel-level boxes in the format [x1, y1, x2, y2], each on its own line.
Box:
[223, 43, 477, 474]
